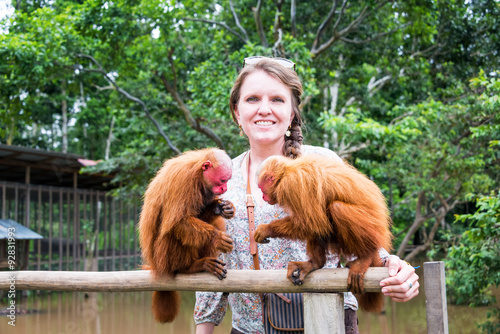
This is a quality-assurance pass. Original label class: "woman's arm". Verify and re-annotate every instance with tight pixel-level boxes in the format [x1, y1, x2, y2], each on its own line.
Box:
[196, 322, 216, 334]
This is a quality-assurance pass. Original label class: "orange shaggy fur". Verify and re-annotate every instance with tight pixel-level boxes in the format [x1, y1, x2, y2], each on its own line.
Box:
[254, 154, 392, 313]
[138, 148, 234, 323]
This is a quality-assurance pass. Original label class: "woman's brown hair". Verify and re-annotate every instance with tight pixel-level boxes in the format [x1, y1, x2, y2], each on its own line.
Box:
[229, 58, 304, 158]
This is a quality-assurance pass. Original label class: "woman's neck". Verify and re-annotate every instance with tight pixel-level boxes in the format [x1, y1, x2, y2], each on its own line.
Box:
[246, 141, 284, 205]
[248, 140, 284, 167]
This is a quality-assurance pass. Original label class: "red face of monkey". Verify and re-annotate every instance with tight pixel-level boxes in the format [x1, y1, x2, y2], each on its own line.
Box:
[202, 160, 233, 195]
[258, 175, 277, 205]
[257, 156, 288, 205]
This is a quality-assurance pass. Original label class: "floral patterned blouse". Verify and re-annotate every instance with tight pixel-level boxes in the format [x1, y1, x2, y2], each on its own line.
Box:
[194, 145, 390, 333]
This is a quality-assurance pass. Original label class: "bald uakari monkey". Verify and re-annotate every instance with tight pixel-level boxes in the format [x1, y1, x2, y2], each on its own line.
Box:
[254, 154, 393, 313]
[139, 148, 235, 323]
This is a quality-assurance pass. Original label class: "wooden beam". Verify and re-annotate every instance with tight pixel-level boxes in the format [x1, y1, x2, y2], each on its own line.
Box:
[25, 166, 31, 184]
[25, 166, 31, 229]
[0, 157, 75, 173]
[0, 268, 388, 293]
[424, 261, 449, 334]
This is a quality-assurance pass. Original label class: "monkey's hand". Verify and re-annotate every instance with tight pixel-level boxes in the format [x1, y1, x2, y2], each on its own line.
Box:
[287, 260, 321, 286]
[214, 200, 235, 219]
[254, 224, 271, 244]
[214, 231, 234, 253]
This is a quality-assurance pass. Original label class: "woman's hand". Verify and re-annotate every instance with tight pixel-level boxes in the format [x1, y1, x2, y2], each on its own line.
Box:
[379, 255, 419, 302]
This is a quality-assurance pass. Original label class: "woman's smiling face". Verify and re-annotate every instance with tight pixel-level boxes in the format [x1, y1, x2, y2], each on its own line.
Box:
[234, 70, 294, 147]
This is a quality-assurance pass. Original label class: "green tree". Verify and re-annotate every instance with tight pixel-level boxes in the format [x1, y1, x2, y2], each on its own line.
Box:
[380, 72, 498, 260]
[445, 192, 500, 333]
[1, 0, 499, 274]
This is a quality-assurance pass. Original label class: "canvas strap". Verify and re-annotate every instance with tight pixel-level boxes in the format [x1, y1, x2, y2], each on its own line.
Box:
[246, 180, 260, 270]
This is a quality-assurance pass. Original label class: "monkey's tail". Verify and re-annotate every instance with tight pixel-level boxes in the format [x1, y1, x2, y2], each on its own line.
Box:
[356, 292, 384, 313]
[152, 290, 180, 323]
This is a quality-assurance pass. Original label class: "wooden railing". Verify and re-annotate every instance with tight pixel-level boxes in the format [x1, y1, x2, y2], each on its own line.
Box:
[0, 262, 449, 334]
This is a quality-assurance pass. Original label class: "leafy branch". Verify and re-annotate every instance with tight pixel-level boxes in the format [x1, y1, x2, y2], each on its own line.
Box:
[73, 54, 181, 155]
[310, 0, 395, 57]
[183, 17, 250, 44]
[157, 48, 224, 149]
[252, 0, 268, 47]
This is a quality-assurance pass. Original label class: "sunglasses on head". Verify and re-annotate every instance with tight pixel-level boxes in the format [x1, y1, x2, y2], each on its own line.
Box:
[243, 56, 296, 71]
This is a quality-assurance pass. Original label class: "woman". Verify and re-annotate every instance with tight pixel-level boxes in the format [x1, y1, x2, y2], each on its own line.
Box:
[195, 57, 419, 334]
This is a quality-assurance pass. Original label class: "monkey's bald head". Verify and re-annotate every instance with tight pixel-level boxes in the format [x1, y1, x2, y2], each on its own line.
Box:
[201, 149, 233, 195]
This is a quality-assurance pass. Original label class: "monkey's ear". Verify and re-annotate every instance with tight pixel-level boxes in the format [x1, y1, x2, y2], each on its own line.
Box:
[263, 172, 275, 183]
[201, 160, 213, 171]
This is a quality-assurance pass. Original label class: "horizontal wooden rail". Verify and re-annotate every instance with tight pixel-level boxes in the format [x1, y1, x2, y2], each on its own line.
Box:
[0, 268, 388, 293]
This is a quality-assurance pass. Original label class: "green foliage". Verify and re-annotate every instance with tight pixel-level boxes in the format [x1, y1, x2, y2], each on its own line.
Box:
[2, 3, 500, 329]
[1, 1, 499, 292]
[377, 73, 498, 250]
[445, 192, 500, 334]
[445, 192, 500, 306]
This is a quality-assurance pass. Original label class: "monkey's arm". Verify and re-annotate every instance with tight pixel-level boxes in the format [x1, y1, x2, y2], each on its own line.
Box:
[254, 216, 303, 243]
[170, 217, 233, 253]
[287, 239, 328, 285]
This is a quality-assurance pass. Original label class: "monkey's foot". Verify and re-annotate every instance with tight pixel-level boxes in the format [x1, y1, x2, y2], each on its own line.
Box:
[346, 259, 370, 294]
[204, 258, 228, 280]
[187, 257, 228, 280]
[347, 272, 364, 294]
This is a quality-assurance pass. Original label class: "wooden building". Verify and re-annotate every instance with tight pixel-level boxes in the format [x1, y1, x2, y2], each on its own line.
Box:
[0, 144, 141, 271]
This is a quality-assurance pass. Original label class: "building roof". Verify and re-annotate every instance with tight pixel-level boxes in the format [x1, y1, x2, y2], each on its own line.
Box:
[0, 219, 44, 240]
[0, 144, 115, 190]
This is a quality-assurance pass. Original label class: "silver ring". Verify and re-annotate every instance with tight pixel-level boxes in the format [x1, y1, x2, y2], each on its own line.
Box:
[406, 281, 413, 290]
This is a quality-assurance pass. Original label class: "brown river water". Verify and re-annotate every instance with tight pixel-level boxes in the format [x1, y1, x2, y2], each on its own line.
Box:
[0, 265, 495, 334]
[0, 290, 492, 334]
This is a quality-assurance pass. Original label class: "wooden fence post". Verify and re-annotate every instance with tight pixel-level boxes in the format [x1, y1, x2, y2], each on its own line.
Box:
[424, 261, 449, 334]
[304, 293, 344, 334]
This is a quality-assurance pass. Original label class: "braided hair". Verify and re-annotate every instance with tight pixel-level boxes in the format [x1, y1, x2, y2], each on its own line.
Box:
[229, 58, 304, 159]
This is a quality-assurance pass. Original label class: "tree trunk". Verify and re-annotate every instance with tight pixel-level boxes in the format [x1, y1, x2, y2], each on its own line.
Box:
[105, 116, 115, 160]
[61, 80, 68, 153]
[397, 192, 426, 257]
[6, 115, 14, 145]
